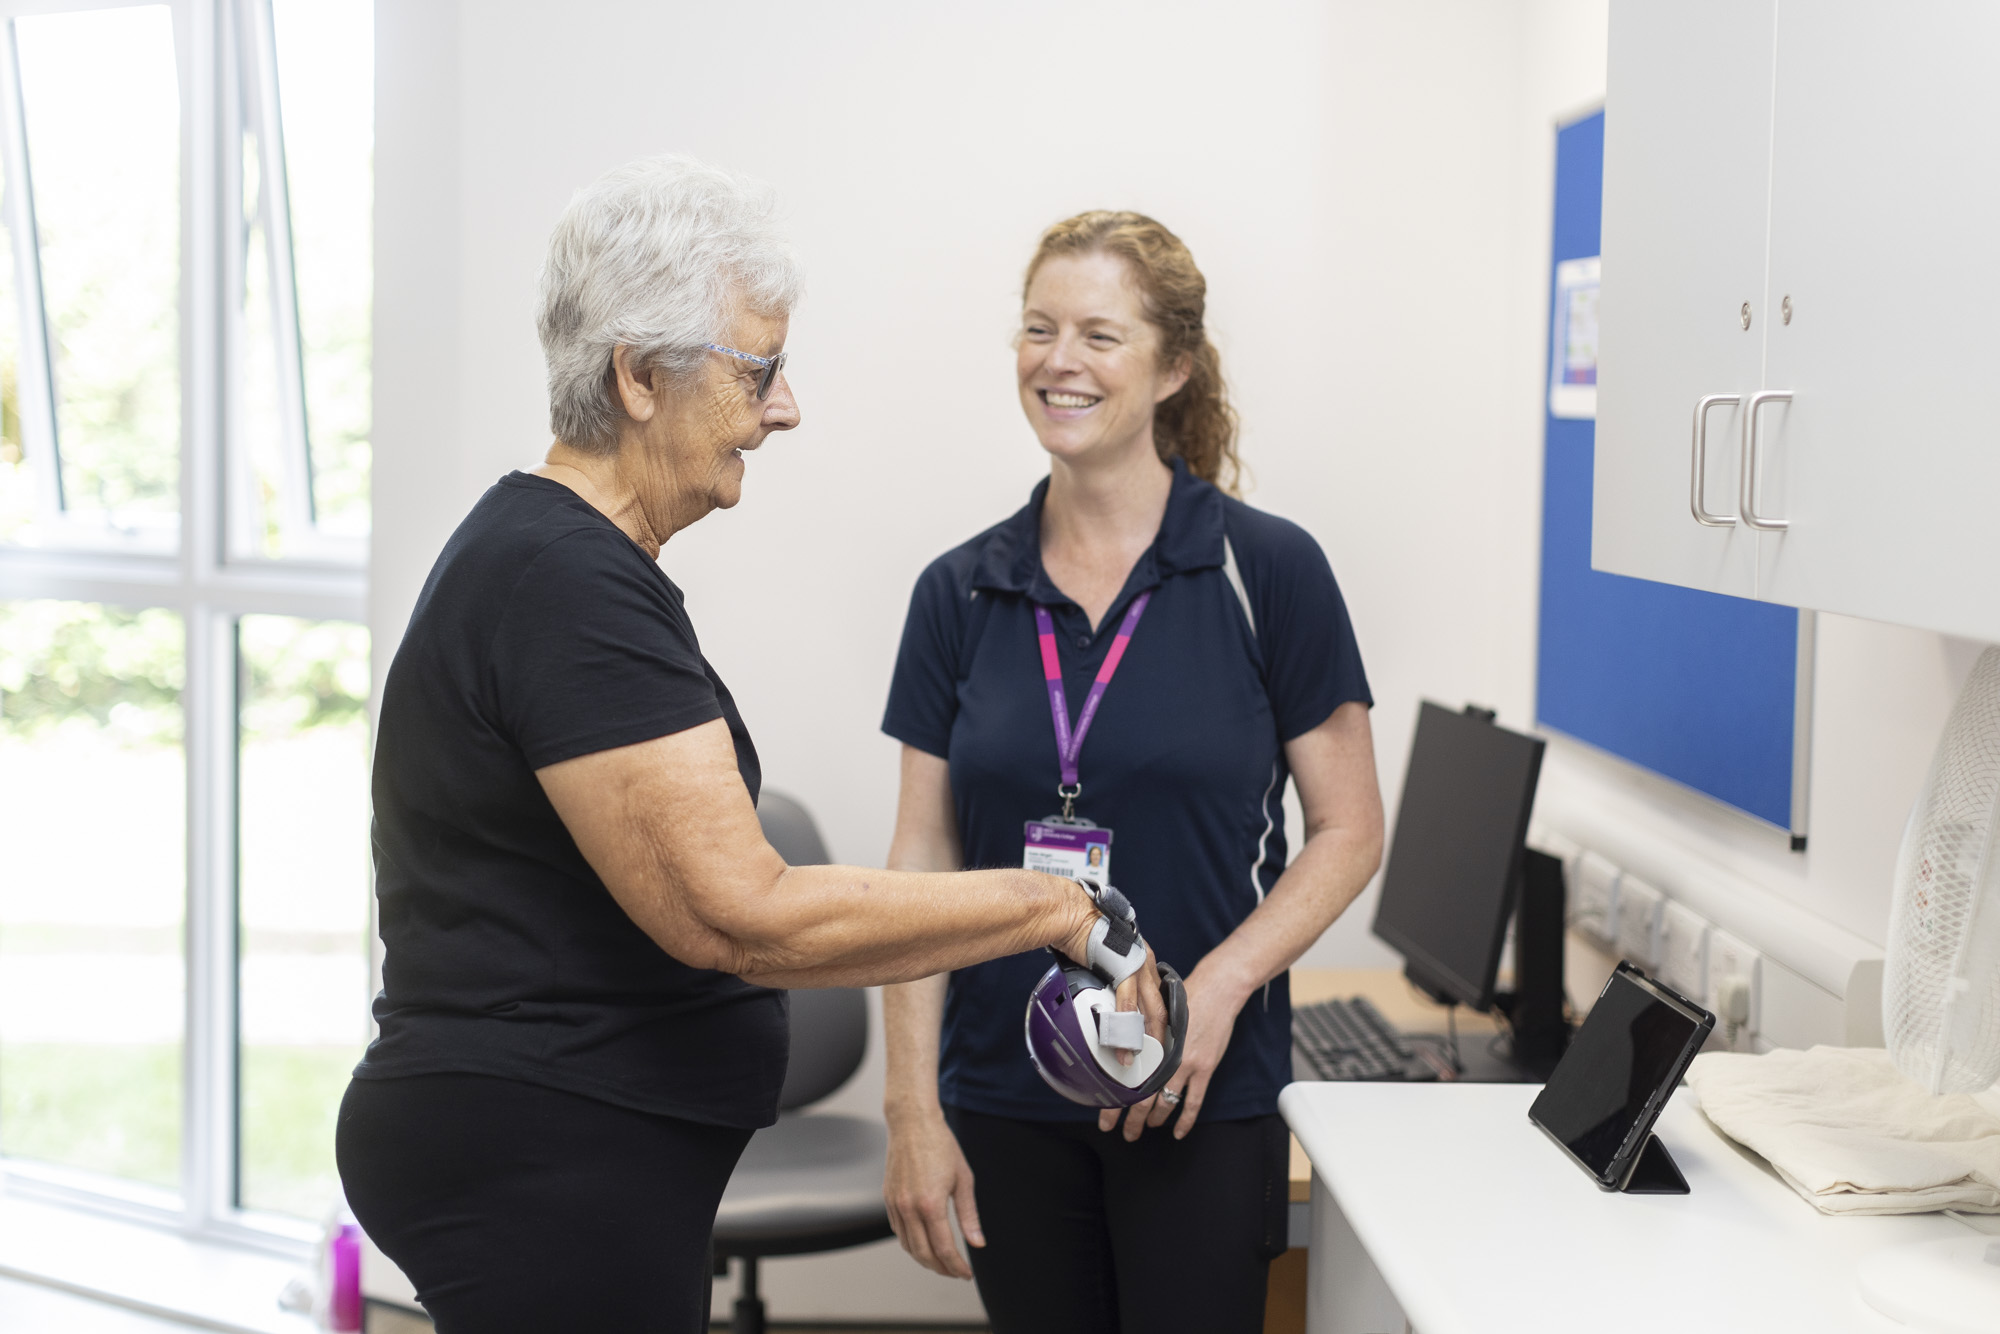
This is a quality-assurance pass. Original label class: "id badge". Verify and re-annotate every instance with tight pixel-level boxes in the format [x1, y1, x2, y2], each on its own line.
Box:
[1023, 818, 1112, 888]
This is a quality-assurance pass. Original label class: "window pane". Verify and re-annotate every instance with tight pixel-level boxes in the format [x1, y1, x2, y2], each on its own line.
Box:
[237, 130, 291, 559]
[0, 600, 184, 1191]
[14, 7, 181, 537]
[236, 614, 369, 1219]
[0, 172, 30, 543]
[271, 0, 371, 539]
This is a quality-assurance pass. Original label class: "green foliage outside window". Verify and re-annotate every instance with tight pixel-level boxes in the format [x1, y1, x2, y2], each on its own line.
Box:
[0, 0, 375, 1226]
[0, 601, 183, 743]
[0, 602, 370, 1212]
[239, 615, 370, 738]
[0, 598, 185, 1189]
[237, 613, 371, 1220]
[17, 5, 182, 523]
[0, 602, 369, 744]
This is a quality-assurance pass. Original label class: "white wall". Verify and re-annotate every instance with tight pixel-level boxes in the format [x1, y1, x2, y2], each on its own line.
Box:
[374, 1, 1556, 1317]
[375, 0, 1565, 947]
[372, 0, 1984, 1320]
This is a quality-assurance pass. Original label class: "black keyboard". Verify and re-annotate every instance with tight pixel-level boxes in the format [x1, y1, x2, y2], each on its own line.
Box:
[1292, 996, 1438, 1082]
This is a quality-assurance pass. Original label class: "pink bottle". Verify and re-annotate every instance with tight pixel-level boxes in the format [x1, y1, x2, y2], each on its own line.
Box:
[328, 1222, 363, 1332]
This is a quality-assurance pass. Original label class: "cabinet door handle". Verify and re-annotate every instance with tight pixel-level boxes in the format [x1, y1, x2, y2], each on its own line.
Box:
[1691, 393, 1741, 526]
[1741, 389, 1793, 531]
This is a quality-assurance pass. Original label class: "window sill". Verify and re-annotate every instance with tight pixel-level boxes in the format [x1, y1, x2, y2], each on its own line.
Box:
[0, 1191, 315, 1334]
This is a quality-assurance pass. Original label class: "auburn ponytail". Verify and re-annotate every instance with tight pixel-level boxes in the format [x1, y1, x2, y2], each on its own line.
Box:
[1023, 211, 1243, 496]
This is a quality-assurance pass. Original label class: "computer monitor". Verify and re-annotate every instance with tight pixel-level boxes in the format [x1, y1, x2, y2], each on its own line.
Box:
[1371, 701, 1545, 1014]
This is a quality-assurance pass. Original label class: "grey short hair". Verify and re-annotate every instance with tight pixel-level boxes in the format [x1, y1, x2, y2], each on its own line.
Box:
[538, 155, 803, 453]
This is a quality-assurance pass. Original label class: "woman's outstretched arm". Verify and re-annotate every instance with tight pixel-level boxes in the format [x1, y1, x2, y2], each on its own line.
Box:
[539, 719, 1160, 1011]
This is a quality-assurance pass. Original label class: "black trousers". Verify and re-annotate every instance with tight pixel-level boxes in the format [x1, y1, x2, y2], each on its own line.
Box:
[335, 1073, 752, 1334]
[945, 1106, 1290, 1334]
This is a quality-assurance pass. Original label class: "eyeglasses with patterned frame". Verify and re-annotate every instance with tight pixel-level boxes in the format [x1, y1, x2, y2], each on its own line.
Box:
[702, 342, 788, 400]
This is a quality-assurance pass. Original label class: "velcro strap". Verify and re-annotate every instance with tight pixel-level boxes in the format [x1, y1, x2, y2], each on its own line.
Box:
[1093, 884, 1135, 924]
[1084, 914, 1147, 987]
[1096, 1007, 1146, 1052]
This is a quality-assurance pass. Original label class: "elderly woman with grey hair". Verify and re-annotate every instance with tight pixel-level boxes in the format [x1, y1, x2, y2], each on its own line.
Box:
[334, 156, 1166, 1334]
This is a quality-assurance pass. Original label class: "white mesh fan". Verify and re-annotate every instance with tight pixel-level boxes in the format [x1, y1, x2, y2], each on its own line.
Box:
[1857, 645, 2000, 1333]
[1883, 645, 2000, 1094]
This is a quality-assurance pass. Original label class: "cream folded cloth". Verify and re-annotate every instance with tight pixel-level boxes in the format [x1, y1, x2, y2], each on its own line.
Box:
[1685, 1046, 2000, 1215]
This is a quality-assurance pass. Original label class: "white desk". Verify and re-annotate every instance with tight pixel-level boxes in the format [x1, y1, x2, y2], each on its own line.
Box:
[1280, 1081, 1973, 1334]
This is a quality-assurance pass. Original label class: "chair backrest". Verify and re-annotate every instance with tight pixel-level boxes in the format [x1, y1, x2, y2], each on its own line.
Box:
[757, 790, 869, 1111]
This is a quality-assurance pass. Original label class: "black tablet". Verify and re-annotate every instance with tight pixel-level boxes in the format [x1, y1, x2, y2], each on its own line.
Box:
[1529, 964, 1714, 1191]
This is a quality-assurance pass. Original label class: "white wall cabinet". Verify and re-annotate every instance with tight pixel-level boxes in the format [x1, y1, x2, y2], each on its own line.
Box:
[1595, 0, 1774, 602]
[1596, 0, 2000, 645]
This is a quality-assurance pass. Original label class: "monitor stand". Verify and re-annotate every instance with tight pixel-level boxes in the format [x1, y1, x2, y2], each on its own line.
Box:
[1405, 1028, 1555, 1083]
[1496, 848, 1572, 1062]
[1404, 848, 1573, 1083]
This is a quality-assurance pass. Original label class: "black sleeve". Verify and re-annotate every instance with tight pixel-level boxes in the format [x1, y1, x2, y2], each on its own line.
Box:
[881, 555, 969, 760]
[489, 529, 723, 769]
[1233, 509, 1373, 742]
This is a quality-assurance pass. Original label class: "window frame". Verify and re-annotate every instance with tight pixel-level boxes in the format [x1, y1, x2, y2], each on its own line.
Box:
[221, 0, 364, 569]
[0, 0, 367, 1256]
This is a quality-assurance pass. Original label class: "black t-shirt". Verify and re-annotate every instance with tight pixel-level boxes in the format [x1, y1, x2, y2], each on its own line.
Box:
[354, 472, 787, 1128]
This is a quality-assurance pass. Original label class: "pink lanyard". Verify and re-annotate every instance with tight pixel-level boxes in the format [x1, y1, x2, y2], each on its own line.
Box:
[1034, 590, 1152, 817]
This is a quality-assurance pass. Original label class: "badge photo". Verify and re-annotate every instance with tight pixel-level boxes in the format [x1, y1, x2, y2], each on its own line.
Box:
[1023, 820, 1112, 887]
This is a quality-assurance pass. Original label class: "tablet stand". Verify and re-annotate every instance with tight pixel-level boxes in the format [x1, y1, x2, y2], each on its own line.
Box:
[1621, 1134, 1690, 1194]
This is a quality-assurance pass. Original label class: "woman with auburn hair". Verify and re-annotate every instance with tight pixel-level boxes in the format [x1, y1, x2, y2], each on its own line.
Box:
[878, 212, 1386, 1332]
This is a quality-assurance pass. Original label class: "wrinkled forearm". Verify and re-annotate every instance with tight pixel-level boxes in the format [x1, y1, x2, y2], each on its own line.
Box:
[696, 862, 1093, 989]
[540, 724, 1098, 988]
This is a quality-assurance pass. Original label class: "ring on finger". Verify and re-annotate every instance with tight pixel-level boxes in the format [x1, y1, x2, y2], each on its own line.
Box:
[1159, 1087, 1182, 1106]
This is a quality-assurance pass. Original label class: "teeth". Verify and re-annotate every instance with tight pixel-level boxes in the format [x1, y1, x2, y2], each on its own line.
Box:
[1046, 392, 1098, 408]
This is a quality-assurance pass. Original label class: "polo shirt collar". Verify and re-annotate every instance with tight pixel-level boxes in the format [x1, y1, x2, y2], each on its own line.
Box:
[970, 457, 1226, 602]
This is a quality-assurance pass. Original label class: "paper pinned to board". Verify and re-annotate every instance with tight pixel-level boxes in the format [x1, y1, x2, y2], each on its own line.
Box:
[1549, 255, 1599, 420]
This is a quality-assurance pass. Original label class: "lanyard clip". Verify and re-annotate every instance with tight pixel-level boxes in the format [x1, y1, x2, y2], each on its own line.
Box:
[1057, 782, 1081, 821]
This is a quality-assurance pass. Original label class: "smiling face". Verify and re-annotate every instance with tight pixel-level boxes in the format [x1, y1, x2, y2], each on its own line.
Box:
[616, 305, 799, 536]
[1016, 251, 1189, 469]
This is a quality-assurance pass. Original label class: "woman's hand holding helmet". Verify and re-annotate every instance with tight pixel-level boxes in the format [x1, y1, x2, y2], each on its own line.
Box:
[1098, 966, 1245, 1142]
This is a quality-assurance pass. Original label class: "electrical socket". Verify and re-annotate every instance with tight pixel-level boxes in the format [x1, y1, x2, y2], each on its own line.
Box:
[1571, 851, 1620, 946]
[1657, 901, 1710, 1003]
[1613, 876, 1663, 968]
[1534, 828, 1581, 868]
[1706, 929, 1762, 1049]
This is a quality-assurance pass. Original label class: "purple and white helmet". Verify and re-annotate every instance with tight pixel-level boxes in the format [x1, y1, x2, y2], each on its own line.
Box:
[1025, 959, 1189, 1108]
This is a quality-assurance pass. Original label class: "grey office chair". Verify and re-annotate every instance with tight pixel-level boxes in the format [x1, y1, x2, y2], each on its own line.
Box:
[713, 791, 893, 1334]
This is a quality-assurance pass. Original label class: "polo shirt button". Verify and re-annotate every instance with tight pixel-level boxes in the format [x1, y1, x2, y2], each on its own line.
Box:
[1075, 635, 1090, 648]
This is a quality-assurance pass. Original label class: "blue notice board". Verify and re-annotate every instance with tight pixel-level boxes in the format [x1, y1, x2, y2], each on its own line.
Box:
[1535, 110, 1805, 838]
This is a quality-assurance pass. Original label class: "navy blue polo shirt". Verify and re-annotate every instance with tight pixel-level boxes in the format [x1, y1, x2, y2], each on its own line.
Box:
[883, 459, 1371, 1123]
